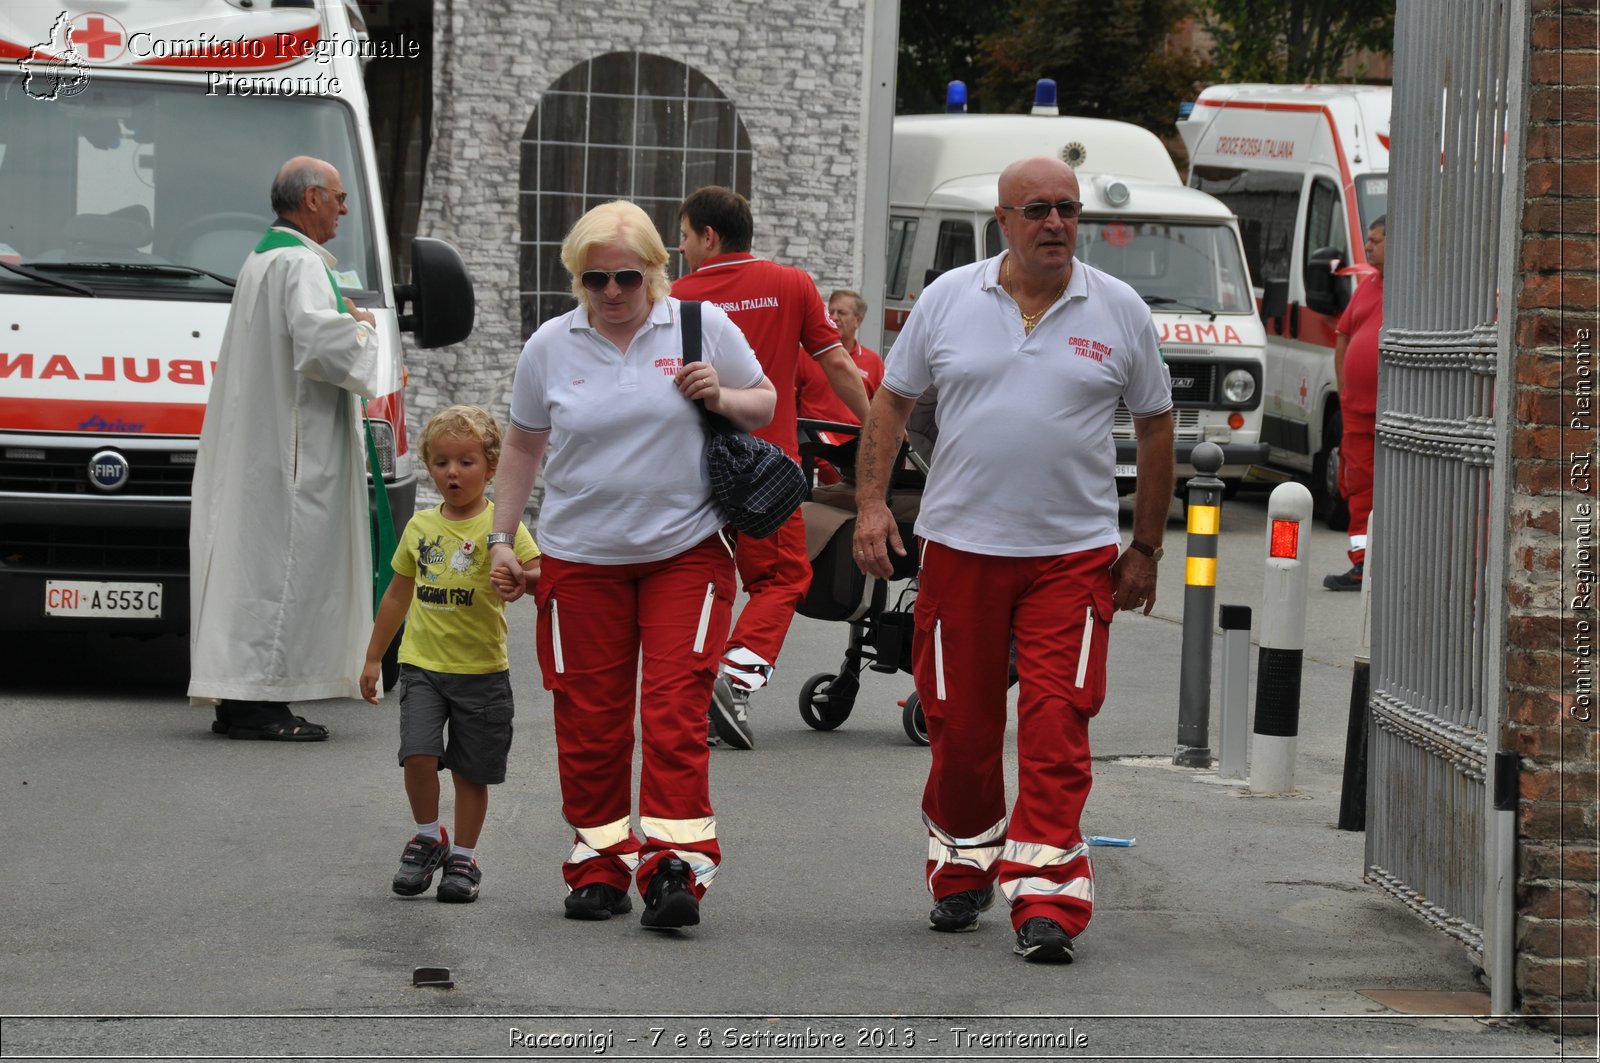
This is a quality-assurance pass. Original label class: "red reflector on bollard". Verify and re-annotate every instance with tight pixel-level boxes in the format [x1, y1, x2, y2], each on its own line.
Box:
[1270, 519, 1300, 559]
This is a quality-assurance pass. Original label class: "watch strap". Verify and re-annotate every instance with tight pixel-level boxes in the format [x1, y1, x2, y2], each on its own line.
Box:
[486, 531, 516, 547]
[1129, 538, 1162, 559]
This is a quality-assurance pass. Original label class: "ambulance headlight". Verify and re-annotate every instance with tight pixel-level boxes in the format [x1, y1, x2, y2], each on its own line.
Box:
[365, 418, 396, 478]
[1222, 369, 1256, 404]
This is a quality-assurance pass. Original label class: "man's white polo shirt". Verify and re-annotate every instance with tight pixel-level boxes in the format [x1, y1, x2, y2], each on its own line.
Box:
[883, 254, 1172, 557]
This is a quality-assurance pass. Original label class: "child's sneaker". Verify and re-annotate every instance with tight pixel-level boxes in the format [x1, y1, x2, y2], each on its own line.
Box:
[436, 853, 481, 903]
[392, 827, 450, 896]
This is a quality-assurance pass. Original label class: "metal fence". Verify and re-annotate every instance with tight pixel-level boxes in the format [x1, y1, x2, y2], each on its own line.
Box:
[1367, 0, 1526, 968]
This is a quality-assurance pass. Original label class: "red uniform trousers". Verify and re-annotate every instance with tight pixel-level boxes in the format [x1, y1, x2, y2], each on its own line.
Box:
[534, 534, 735, 899]
[914, 541, 1117, 936]
[725, 506, 811, 670]
[1339, 409, 1376, 565]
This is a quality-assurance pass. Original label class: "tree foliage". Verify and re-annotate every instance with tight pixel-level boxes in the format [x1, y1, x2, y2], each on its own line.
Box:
[1202, 0, 1395, 83]
[895, 0, 1009, 114]
[974, 0, 1210, 136]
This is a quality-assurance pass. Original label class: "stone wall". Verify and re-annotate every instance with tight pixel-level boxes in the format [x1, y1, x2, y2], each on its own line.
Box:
[407, 0, 871, 440]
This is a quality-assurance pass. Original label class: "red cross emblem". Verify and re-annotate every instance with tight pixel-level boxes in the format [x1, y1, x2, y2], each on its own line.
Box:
[70, 13, 127, 63]
[1299, 376, 1309, 408]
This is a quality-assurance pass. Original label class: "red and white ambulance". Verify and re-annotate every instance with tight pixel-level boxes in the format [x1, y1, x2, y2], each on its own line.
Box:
[1178, 83, 1391, 519]
[0, 0, 471, 638]
[884, 83, 1271, 492]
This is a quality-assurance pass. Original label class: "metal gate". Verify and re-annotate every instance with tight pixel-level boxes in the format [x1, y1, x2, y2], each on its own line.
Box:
[1366, 0, 1527, 979]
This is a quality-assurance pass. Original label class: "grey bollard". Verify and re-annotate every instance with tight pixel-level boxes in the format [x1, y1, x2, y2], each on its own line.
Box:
[1217, 604, 1252, 780]
[1174, 441, 1225, 768]
[1250, 481, 1312, 794]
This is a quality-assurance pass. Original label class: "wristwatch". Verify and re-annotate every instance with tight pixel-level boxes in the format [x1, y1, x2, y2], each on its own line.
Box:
[1129, 539, 1164, 562]
[486, 532, 516, 548]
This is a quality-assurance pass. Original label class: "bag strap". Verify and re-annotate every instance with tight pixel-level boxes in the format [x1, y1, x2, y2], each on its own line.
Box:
[680, 298, 701, 363]
[681, 300, 736, 435]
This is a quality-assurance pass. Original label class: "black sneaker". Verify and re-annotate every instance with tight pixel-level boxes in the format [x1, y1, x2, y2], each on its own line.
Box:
[564, 882, 633, 921]
[928, 885, 995, 932]
[1013, 916, 1075, 963]
[640, 857, 700, 930]
[392, 828, 450, 896]
[1323, 561, 1364, 591]
[709, 676, 754, 750]
[436, 854, 481, 903]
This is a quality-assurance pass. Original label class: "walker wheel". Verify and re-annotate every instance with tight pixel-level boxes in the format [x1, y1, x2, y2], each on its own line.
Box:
[902, 690, 930, 746]
[798, 672, 855, 730]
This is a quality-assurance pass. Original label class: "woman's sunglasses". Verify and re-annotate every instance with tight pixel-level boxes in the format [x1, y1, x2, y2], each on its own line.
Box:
[580, 269, 645, 292]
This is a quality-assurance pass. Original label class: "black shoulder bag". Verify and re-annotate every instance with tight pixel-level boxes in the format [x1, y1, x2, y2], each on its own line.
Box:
[680, 300, 808, 539]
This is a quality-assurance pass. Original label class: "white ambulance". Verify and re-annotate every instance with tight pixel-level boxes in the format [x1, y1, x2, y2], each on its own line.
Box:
[885, 85, 1270, 491]
[1177, 83, 1391, 520]
[0, 0, 472, 647]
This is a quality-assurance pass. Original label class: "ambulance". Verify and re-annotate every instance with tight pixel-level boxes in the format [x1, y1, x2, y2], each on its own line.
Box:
[884, 81, 1270, 492]
[0, 0, 473, 643]
[1177, 83, 1391, 519]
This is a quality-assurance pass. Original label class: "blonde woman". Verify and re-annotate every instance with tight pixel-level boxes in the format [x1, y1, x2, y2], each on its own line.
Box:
[489, 201, 774, 931]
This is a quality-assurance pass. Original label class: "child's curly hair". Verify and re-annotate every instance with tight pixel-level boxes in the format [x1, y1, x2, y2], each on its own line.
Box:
[420, 404, 503, 469]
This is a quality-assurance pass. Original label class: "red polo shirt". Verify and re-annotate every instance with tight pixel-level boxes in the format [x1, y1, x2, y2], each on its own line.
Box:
[1337, 271, 1384, 417]
[796, 341, 884, 426]
[672, 252, 843, 457]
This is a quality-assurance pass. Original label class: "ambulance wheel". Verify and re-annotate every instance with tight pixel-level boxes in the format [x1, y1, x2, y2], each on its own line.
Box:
[381, 628, 403, 692]
[1313, 409, 1351, 531]
[799, 672, 856, 730]
[902, 691, 930, 746]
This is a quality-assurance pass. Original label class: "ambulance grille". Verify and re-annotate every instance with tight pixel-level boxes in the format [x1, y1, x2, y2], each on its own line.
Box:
[1161, 361, 1217, 404]
[0, 446, 194, 497]
[1114, 406, 1201, 441]
[0, 523, 187, 572]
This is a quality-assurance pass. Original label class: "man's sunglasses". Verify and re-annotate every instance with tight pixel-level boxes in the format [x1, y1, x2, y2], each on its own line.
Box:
[1001, 200, 1083, 222]
[580, 269, 645, 292]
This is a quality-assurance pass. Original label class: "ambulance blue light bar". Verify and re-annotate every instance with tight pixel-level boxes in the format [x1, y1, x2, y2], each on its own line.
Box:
[945, 81, 968, 112]
[1032, 78, 1059, 115]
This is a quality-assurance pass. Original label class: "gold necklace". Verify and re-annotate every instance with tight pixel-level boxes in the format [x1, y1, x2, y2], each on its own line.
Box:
[1006, 258, 1068, 333]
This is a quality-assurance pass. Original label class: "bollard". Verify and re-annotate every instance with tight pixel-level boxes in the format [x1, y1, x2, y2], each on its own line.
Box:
[1490, 750, 1518, 1016]
[1338, 508, 1375, 829]
[1216, 605, 1252, 780]
[1250, 481, 1312, 794]
[1174, 441, 1225, 768]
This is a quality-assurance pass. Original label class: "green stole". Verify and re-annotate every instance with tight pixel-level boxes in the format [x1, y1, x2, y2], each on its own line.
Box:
[253, 228, 397, 613]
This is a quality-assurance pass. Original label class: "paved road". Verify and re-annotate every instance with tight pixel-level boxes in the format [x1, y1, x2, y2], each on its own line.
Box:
[2, 489, 1592, 1060]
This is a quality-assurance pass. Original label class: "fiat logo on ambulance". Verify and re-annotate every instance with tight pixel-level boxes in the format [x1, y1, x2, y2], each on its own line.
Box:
[88, 450, 131, 492]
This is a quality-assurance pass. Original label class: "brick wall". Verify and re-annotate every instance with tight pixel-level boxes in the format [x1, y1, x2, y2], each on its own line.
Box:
[1508, 0, 1600, 1028]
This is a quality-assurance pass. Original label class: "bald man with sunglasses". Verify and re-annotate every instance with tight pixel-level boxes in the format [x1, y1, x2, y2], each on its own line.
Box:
[851, 156, 1174, 964]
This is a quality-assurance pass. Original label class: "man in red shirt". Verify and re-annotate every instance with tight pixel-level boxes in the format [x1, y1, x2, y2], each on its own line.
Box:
[1325, 216, 1385, 591]
[673, 188, 871, 748]
[797, 289, 886, 482]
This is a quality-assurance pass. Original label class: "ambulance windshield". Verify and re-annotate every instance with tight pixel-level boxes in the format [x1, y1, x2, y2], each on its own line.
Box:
[0, 78, 377, 298]
[1076, 220, 1254, 315]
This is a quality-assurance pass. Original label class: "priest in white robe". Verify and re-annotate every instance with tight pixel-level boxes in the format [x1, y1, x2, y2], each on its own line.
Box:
[189, 155, 386, 741]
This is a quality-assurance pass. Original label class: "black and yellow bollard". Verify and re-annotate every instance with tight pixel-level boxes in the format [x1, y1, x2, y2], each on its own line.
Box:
[1174, 442, 1224, 768]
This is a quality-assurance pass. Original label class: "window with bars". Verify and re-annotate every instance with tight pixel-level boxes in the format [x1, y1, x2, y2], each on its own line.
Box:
[518, 52, 753, 337]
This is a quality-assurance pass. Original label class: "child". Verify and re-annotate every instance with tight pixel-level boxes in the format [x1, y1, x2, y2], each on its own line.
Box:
[361, 404, 539, 903]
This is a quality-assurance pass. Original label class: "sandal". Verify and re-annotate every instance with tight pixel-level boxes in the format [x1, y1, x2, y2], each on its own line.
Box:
[227, 716, 329, 742]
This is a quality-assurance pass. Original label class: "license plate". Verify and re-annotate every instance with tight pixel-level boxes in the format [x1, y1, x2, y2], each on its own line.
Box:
[1114, 464, 1138, 478]
[45, 580, 163, 619]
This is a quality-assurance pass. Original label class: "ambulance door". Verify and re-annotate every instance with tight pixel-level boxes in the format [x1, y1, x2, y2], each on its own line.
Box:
[882, 213, 919, 351]
[1276, 171, 1349, 467]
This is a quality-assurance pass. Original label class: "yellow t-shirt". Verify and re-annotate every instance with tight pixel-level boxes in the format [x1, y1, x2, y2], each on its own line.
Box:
[391, 502, 539, 674]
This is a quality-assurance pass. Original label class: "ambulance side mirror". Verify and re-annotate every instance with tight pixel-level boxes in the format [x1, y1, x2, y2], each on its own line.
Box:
[397, 237, 476, 349]
[1260, 278, 1289, 322]
[1303, 247, 1350, 317]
